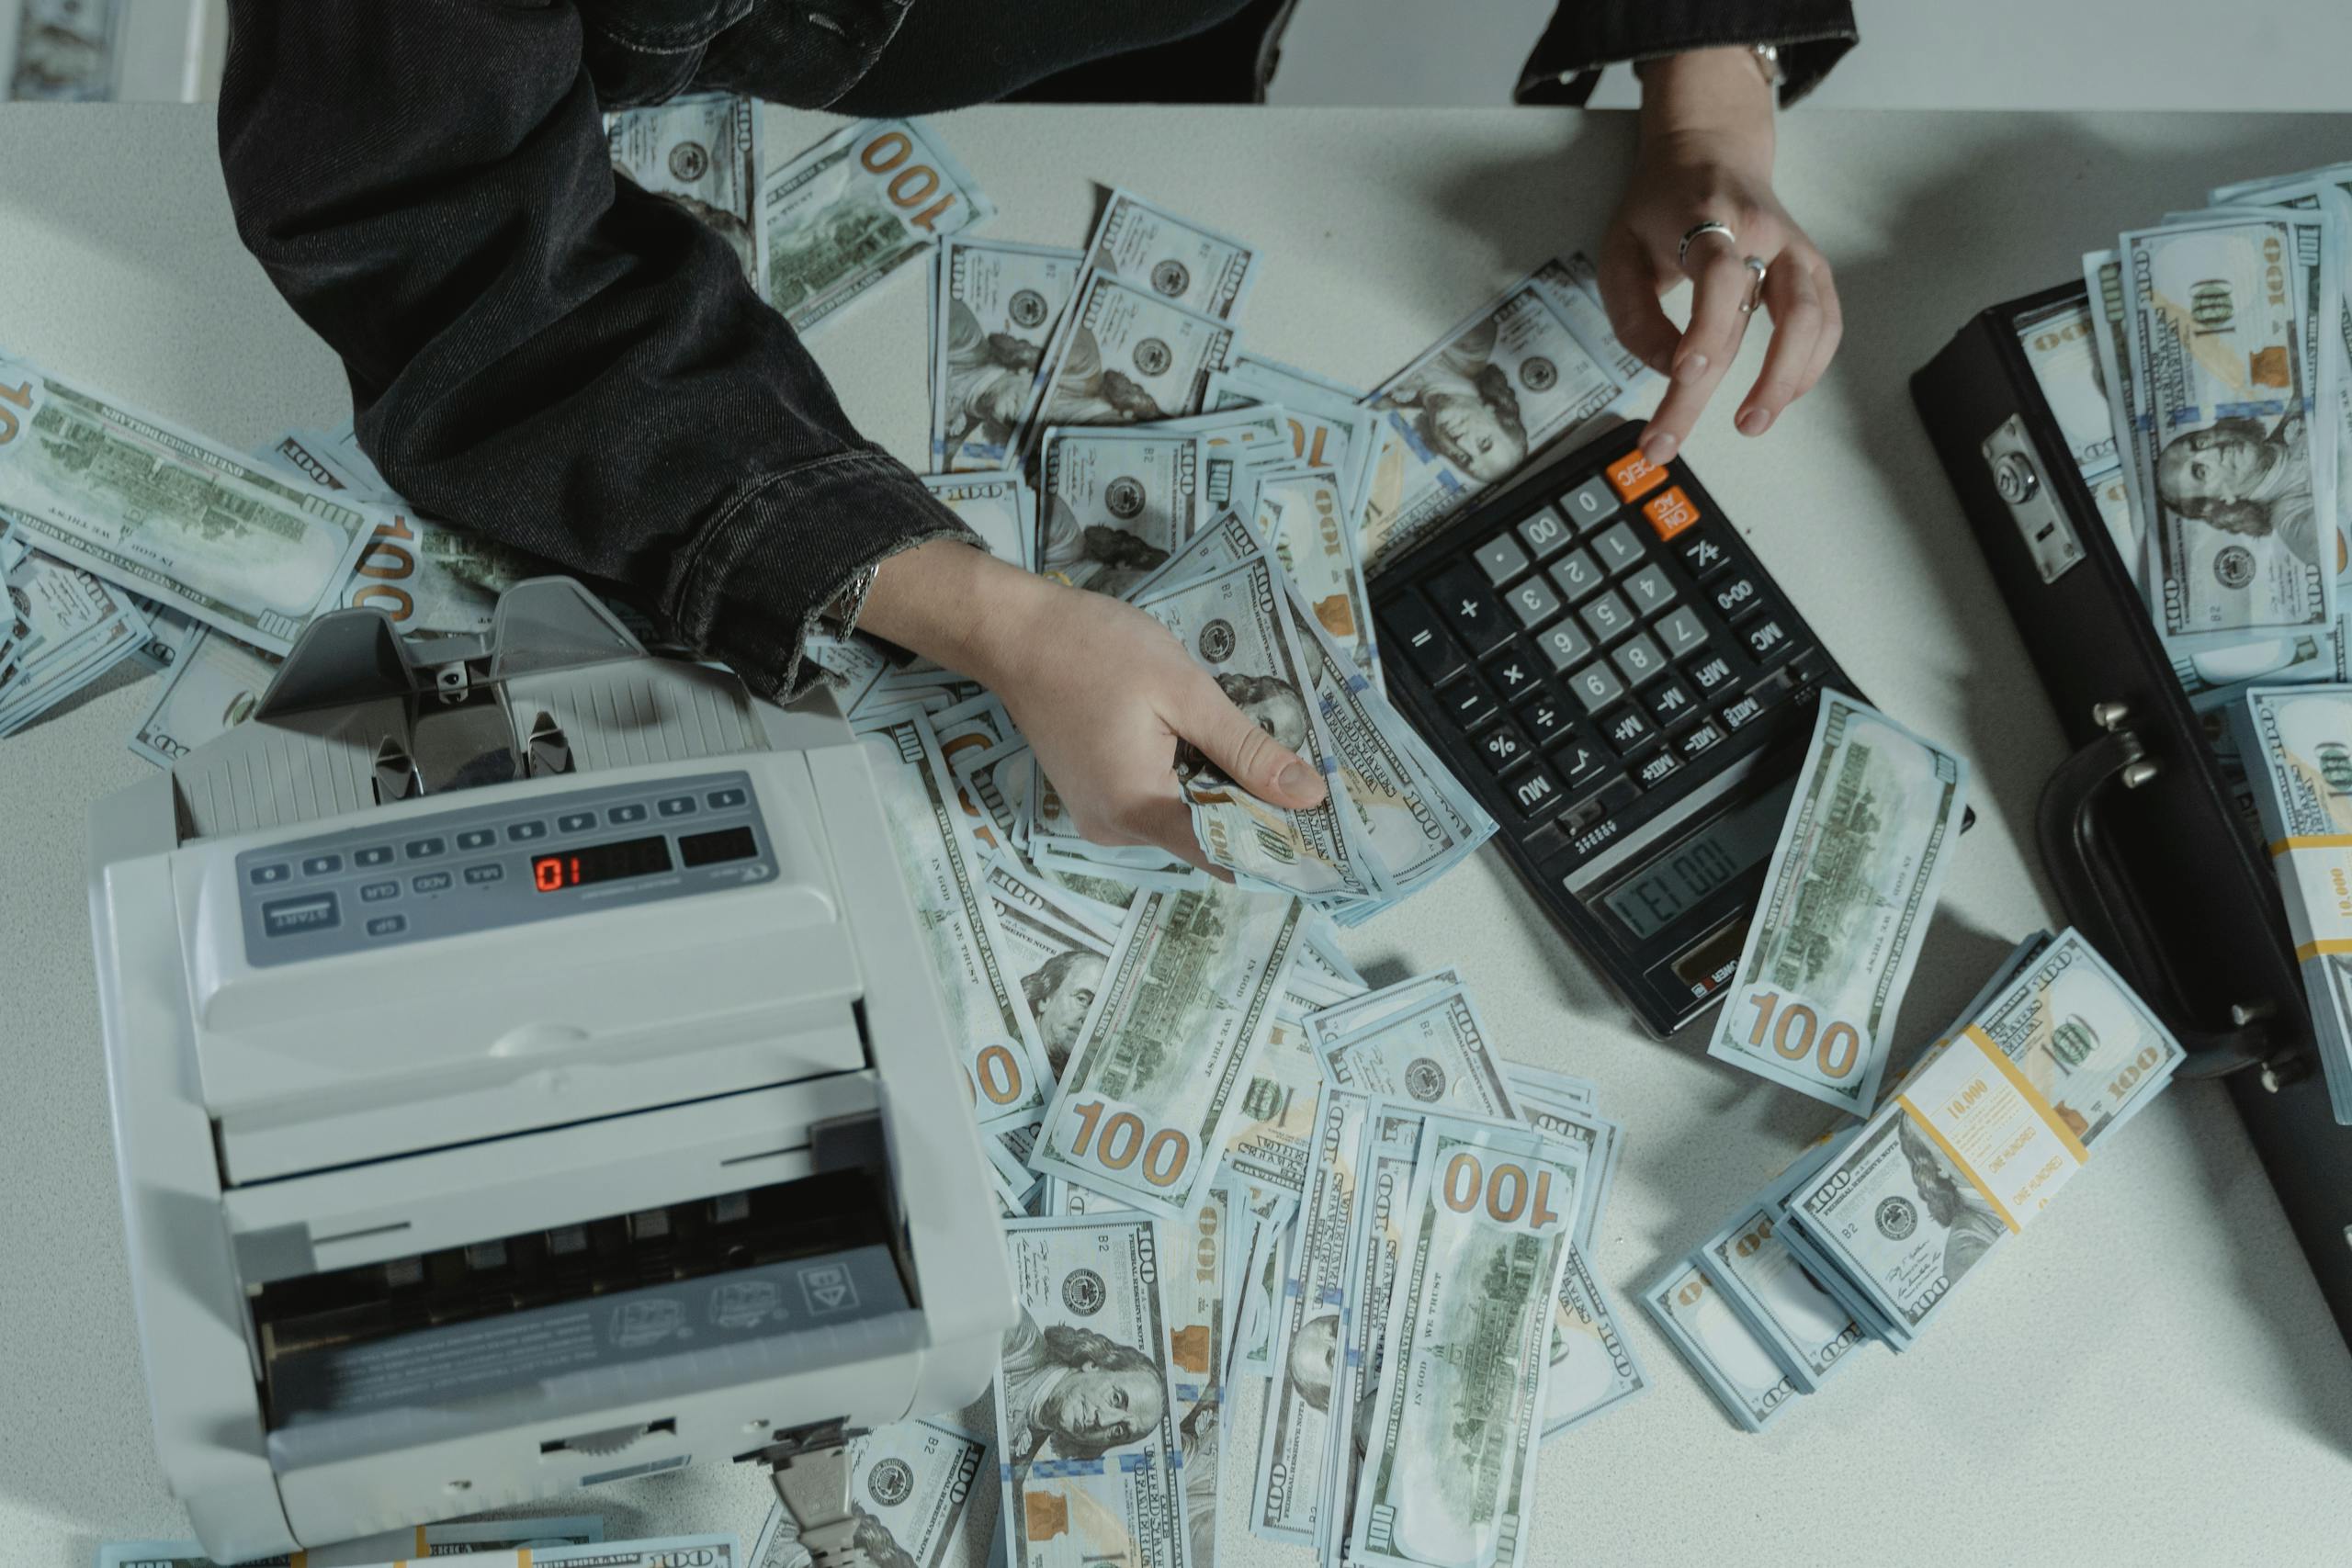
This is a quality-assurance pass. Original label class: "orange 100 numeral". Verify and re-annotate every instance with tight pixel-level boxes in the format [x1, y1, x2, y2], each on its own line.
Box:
[972, 1043, 1025, 1107]
[1439, 1151, 1562, 1228]
[1067, 1098, 1191, 1188]
[1746, 990, 1862, 1080]
[858, 130, 958, 232]
[0, 379, 32, 446]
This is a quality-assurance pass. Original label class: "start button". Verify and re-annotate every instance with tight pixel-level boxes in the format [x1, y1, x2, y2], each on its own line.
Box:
[260, 892, 340, 939]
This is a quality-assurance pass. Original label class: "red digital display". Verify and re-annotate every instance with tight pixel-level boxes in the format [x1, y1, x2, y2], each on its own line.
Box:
[530, 834, 673, 891]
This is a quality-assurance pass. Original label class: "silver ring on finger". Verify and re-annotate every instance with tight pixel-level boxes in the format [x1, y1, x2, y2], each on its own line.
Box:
[1676, 220, 1735, 270]
[1739, 254, 1769, 314]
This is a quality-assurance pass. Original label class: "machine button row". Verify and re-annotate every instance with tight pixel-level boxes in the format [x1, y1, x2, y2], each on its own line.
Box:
[246, 785, 747, 889]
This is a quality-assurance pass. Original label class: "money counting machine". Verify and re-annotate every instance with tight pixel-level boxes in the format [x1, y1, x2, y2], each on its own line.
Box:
[85, 579, 1013, 1562]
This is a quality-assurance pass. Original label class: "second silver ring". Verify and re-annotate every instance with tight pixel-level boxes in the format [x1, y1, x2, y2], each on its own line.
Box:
[1676, 220, 1735, 270]
[1739, 255, 1769, 314]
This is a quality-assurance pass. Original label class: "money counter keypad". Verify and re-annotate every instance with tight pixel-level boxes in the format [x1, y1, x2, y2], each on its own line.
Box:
[1372, 428, 1853, 1037]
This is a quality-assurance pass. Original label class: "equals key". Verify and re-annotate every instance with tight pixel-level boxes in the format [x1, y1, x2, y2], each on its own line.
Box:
[1383, 595, 1467, 686]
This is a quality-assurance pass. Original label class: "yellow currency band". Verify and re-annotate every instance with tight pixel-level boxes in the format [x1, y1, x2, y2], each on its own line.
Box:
[1895, 1027, 2089, 1235]
[1894, 1089, 2019, 1234]
[2269, 832, 2352, 855]
[2295, 938, 2352, 962]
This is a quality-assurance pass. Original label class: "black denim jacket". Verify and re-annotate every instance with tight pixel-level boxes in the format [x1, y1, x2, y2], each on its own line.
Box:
[217, 1, 1854, 700]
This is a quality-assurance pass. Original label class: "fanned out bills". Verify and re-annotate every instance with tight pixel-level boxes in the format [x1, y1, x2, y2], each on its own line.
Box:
[1706, 692, 1970, 1113]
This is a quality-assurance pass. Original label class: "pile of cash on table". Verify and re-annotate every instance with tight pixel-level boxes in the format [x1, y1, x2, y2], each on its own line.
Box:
[33, 105, 2210, 1562]
[2016, 162, 2352, 1119]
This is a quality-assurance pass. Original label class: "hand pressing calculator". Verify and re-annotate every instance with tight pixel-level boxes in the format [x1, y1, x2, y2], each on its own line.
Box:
[1372, 423, 1854, 1038]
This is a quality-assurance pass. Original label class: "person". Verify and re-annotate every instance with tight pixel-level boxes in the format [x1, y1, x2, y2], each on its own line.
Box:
[218, 3, 1851, 875]
[995, 1305, 1168, 1466]
[1895, 1115, 2005, 1286]
[1023, 948, 1106, 1077]
[2154, 413, 2322, 570]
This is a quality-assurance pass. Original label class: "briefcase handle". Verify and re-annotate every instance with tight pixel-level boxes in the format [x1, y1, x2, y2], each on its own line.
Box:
[2036, 715, 2273, 1078]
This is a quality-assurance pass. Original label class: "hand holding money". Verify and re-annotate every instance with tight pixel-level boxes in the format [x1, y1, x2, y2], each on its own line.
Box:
[859, 538, 1329, 873]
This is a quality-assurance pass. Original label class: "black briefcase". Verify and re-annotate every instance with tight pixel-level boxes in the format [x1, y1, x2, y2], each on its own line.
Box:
[1913, 281, 2352, 1350]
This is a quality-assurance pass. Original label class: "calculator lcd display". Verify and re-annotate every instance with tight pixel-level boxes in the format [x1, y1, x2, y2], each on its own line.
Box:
[1598, 780, 1792, 942]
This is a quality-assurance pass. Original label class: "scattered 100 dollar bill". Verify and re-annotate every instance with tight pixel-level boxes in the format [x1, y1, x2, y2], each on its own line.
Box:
[1346, 1111, 1579, 1568]
[1707, 692, 1970, 1114]
[0, 355, 380, 654]
[762, 118, 994, 332]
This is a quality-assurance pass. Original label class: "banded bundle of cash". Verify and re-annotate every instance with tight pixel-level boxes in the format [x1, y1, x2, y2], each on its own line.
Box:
[1647, 928, 2182, 1430]
[2238, 683, 2352, 1122]
[1703, 690, 1971, 1111]
[995, 964, 1645, 1568]
[2016, 162, 2352, 832]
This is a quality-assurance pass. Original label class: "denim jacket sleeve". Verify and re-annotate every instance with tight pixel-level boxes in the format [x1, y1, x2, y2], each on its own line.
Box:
[215, 0, 975, 701]
[1515, 0, 1858, 107]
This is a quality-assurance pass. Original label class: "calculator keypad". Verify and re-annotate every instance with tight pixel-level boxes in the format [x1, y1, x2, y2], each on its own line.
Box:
[1374, 440, 1840, 963]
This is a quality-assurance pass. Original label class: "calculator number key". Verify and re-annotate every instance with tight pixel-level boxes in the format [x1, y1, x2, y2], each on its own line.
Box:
[1505, 576, 1563, 628]
[1559, 476, 1622, 532]
[1537, 620, 1594, 672]
[1516, 506, 1577, 560]
[1566, 662, 1625, 714]
[1623, 563, 1677, 615]
[1656, 605, 1710, 659]
[1611, 632, 1670, 690]
[1579, 590, 1637, 645]
[1547, 548, 1605, 603]
[1590, 521, 1646, 576]
[1710, 571, 1766, 622]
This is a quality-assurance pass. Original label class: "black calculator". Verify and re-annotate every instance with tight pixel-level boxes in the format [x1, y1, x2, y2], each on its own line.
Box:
[1372, 423, 1855, 1038]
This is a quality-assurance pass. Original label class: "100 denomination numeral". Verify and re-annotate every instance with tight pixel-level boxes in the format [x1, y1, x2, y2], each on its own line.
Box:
[1743, 989, 1862, 1080]
[1065, 1096, 1192, 1187]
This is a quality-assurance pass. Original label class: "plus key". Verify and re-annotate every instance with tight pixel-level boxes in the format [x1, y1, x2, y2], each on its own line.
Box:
[1430, 561, 1516, 656]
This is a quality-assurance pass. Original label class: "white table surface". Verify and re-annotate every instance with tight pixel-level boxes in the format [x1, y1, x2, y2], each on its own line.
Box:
[4, 101, 2351, 1567]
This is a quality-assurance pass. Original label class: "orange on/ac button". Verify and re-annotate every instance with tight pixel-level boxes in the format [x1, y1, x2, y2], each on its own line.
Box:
[1605, 448, 1669, 502]
[1643, 485, 1702, 541]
